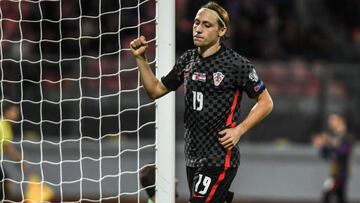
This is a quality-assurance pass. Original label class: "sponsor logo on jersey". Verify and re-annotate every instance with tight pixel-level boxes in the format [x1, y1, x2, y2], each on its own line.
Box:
[213, 72, 225, 86]
[249, 69, 259, 82]
[192, 72, 206, 82]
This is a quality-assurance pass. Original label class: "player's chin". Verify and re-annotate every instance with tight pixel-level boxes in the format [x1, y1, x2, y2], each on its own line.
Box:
[193, 39, 203, 47]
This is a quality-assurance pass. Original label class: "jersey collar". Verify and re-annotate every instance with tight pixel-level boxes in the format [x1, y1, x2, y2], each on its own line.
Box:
[197, 43, 225, 60]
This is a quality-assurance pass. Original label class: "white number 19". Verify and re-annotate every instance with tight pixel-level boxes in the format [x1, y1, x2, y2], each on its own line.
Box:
[192, 91, 203, 111]
[195, 174, 212, 195]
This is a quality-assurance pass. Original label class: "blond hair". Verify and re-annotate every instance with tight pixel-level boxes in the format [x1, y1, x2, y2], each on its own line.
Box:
[202, 1, 229, 29]
[201, 1, 229, 40]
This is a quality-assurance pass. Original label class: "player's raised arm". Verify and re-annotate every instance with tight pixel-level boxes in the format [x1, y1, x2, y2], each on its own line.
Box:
[130, 36, 170, 99]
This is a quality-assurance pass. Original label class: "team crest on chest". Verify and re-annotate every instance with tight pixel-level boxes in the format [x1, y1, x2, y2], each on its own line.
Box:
[213, 72, 225, 86]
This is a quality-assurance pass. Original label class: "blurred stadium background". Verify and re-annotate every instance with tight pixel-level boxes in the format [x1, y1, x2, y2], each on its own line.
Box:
[1, 0, 359, 202]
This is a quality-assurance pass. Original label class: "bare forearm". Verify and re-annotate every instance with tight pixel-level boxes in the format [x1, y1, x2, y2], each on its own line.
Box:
[218, 90, 273, 150]
[5, 144, 22, 162]
[5, 144, 30, 173]
[130, 36, 169, 99]
[136, 57, 158, 95]
[136, 56, 168, 99]
[235, 89, 273, 136]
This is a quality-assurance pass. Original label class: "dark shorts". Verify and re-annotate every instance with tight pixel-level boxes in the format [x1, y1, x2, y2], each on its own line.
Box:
[187, 166, 237, 203]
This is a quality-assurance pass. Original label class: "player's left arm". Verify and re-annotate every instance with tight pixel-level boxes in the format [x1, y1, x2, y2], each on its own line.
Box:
[219, 89, 273, 150]
[4, 142, 30, 173]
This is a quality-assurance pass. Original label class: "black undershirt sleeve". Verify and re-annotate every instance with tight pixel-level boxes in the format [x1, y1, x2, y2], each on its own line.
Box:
[161, 50, 190, 91]
[161, 67, 183, 91]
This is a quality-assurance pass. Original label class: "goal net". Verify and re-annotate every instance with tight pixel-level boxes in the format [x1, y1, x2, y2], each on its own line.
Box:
[0, 0, 175, 202]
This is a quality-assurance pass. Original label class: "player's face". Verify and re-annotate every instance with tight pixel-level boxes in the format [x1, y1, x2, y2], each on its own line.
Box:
[328, 114, 346, 135]
[5, 106, 19, 121]
[193, 9, 225, 48]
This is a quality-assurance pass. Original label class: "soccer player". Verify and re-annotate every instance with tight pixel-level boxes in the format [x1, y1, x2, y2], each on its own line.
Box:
[312, 114, 353, 203]
[140, 165, 156, 203]
[140, 165, 180, 203]
[0, 102, 24, 200]
[130, 2, 273, 202]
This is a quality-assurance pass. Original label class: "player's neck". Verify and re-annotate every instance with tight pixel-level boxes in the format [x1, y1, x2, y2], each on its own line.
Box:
[198, 42, 221, 58]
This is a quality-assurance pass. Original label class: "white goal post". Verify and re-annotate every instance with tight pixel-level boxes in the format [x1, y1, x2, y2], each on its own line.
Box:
[156, 0, 176, 202]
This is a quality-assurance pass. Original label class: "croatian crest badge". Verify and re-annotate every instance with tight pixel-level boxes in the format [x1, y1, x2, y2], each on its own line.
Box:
[213, 72, 225, 86]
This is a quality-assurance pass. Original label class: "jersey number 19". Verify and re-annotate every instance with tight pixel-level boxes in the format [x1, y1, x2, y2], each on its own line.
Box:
[192, 91, 203, 111]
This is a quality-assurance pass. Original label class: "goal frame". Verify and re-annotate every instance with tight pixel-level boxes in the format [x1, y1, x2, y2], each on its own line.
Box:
[155, 0, 176, 202]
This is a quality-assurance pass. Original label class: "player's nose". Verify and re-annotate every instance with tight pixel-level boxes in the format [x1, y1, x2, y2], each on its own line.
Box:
[194, 25, 203, 33]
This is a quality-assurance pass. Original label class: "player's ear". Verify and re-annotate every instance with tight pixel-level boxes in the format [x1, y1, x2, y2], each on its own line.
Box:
[219, 27, 227, 38]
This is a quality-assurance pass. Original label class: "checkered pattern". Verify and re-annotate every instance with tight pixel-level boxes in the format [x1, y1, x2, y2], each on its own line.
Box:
[162, 45, 265, 167]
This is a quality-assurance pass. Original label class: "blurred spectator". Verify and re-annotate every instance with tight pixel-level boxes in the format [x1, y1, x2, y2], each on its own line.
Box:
[0, 102, 28, 200]
[140, 165, 179, 203]
[140, 165, 156, 203]
[232, 0, 266, 58]
[312, 114, 353, 203]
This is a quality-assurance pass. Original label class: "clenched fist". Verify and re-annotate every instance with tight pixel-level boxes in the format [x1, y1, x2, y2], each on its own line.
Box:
[130, 35, 148, 59]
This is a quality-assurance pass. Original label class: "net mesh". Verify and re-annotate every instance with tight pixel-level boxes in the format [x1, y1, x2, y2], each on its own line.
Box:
[0, 0, 156, 202]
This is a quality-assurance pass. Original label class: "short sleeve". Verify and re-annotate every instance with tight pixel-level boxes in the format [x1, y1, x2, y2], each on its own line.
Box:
[161, 50, 191, 91]
[238, 62, 266, 98]
[161, 68, 183, 91]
